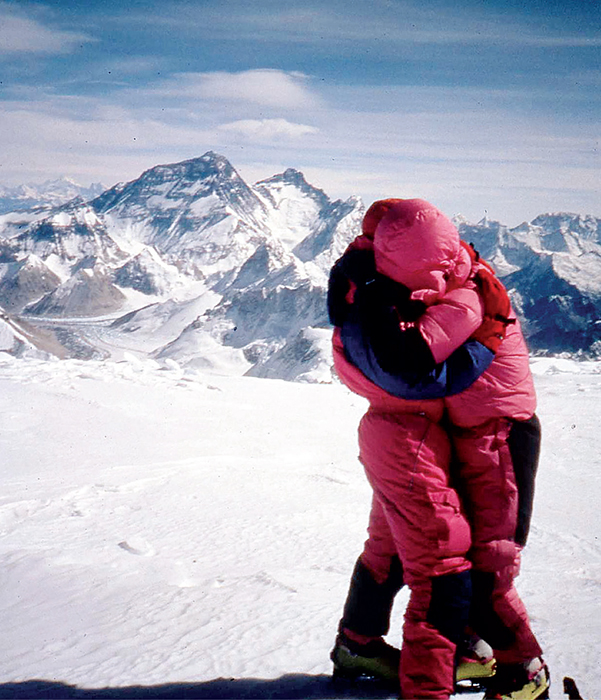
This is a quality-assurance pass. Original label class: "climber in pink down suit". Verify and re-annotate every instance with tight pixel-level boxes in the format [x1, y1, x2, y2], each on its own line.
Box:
[328, 198, 547, 700]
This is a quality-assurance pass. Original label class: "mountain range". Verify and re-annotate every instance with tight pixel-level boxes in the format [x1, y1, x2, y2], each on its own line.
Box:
[0, 151, 600, 380]
[0, 178, 105, 215]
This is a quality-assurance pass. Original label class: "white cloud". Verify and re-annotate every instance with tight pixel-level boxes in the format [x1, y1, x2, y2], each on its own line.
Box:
[0, 10, 91, 54]
[0, 76, 598, 226]
[218, 118, 319, 140]
[153, 69, 320, 110]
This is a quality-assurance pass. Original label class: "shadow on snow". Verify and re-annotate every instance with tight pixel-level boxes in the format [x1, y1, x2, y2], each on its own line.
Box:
[0, 674, 397, 699]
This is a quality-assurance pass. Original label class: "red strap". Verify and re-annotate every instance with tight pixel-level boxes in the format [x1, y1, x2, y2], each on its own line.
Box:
[462, 241, 515, 353]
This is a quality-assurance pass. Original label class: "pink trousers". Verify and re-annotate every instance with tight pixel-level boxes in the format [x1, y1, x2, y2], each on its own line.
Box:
[359, 410, 471, 698]
[358, 411, 542, 698]
[451, 419, 542, 665]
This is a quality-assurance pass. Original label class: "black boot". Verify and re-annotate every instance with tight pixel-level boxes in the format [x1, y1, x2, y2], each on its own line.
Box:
[339, 555, 404, 637]
[330, 556, 403, 683]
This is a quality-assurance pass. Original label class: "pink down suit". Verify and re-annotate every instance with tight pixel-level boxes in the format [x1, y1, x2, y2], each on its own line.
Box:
[333, 198, 542, 699]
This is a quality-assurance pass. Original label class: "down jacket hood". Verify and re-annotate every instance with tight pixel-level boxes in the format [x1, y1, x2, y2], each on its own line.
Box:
[364, 198, 472, 304]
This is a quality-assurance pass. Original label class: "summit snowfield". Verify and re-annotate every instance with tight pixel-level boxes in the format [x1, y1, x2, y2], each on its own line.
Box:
[1, 151, 601, 380]
[0, 355, 599, 699]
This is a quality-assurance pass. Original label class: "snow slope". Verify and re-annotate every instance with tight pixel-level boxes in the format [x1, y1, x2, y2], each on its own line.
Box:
[0, 355, 599, 699]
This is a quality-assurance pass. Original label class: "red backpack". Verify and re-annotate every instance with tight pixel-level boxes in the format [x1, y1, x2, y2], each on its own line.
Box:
[462, 241, 515, 353]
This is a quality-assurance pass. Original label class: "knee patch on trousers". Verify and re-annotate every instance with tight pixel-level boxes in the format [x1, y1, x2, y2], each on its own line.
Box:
[426, 570, 472, 645]
[340, 556, 404, 637]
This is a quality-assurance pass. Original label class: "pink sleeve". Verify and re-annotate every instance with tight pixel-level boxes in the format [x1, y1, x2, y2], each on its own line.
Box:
[418, 286, 484, 363]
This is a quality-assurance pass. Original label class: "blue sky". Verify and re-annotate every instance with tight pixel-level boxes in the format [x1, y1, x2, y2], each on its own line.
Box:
[1, 0, 599, 224]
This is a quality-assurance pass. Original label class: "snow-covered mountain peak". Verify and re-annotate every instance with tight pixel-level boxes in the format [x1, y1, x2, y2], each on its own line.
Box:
[4, 200, 128, 280]
[95, 152, 254, 211]
[0, 178, 106, 215]
[2, 152, 601, 369]
[138, 152, 239, 187]
[253, 167, 353, 255]
[255, 168, 329, 209]
[265, 167, 325, 195]
[40, 176, 104, 195]
[45, 200, 104, 231]
[476, 215, 505, 230]
[114, 245, 191, 298]
[90, 153, 274, 273]
[451, 213, 471, 226]
[531, 212, 601, 243]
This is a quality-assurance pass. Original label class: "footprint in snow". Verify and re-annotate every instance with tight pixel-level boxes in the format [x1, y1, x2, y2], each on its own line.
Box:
[118, 538, 155, 557]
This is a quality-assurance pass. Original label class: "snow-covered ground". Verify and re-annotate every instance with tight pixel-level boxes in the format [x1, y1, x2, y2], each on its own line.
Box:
[0, 354, 599, 699]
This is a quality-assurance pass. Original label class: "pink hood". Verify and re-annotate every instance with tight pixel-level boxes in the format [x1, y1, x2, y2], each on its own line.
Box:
[371, 199, 472, 304]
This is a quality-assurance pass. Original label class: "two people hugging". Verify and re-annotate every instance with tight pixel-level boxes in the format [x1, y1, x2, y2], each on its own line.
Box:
[328, 198, 549, 700]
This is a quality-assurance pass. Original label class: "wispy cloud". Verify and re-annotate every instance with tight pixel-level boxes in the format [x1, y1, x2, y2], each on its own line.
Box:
[150, 70, 320, 110]
[218, 118, 319, 140]
[0, 5, 92, 54]
[0, 81, 598, 225]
